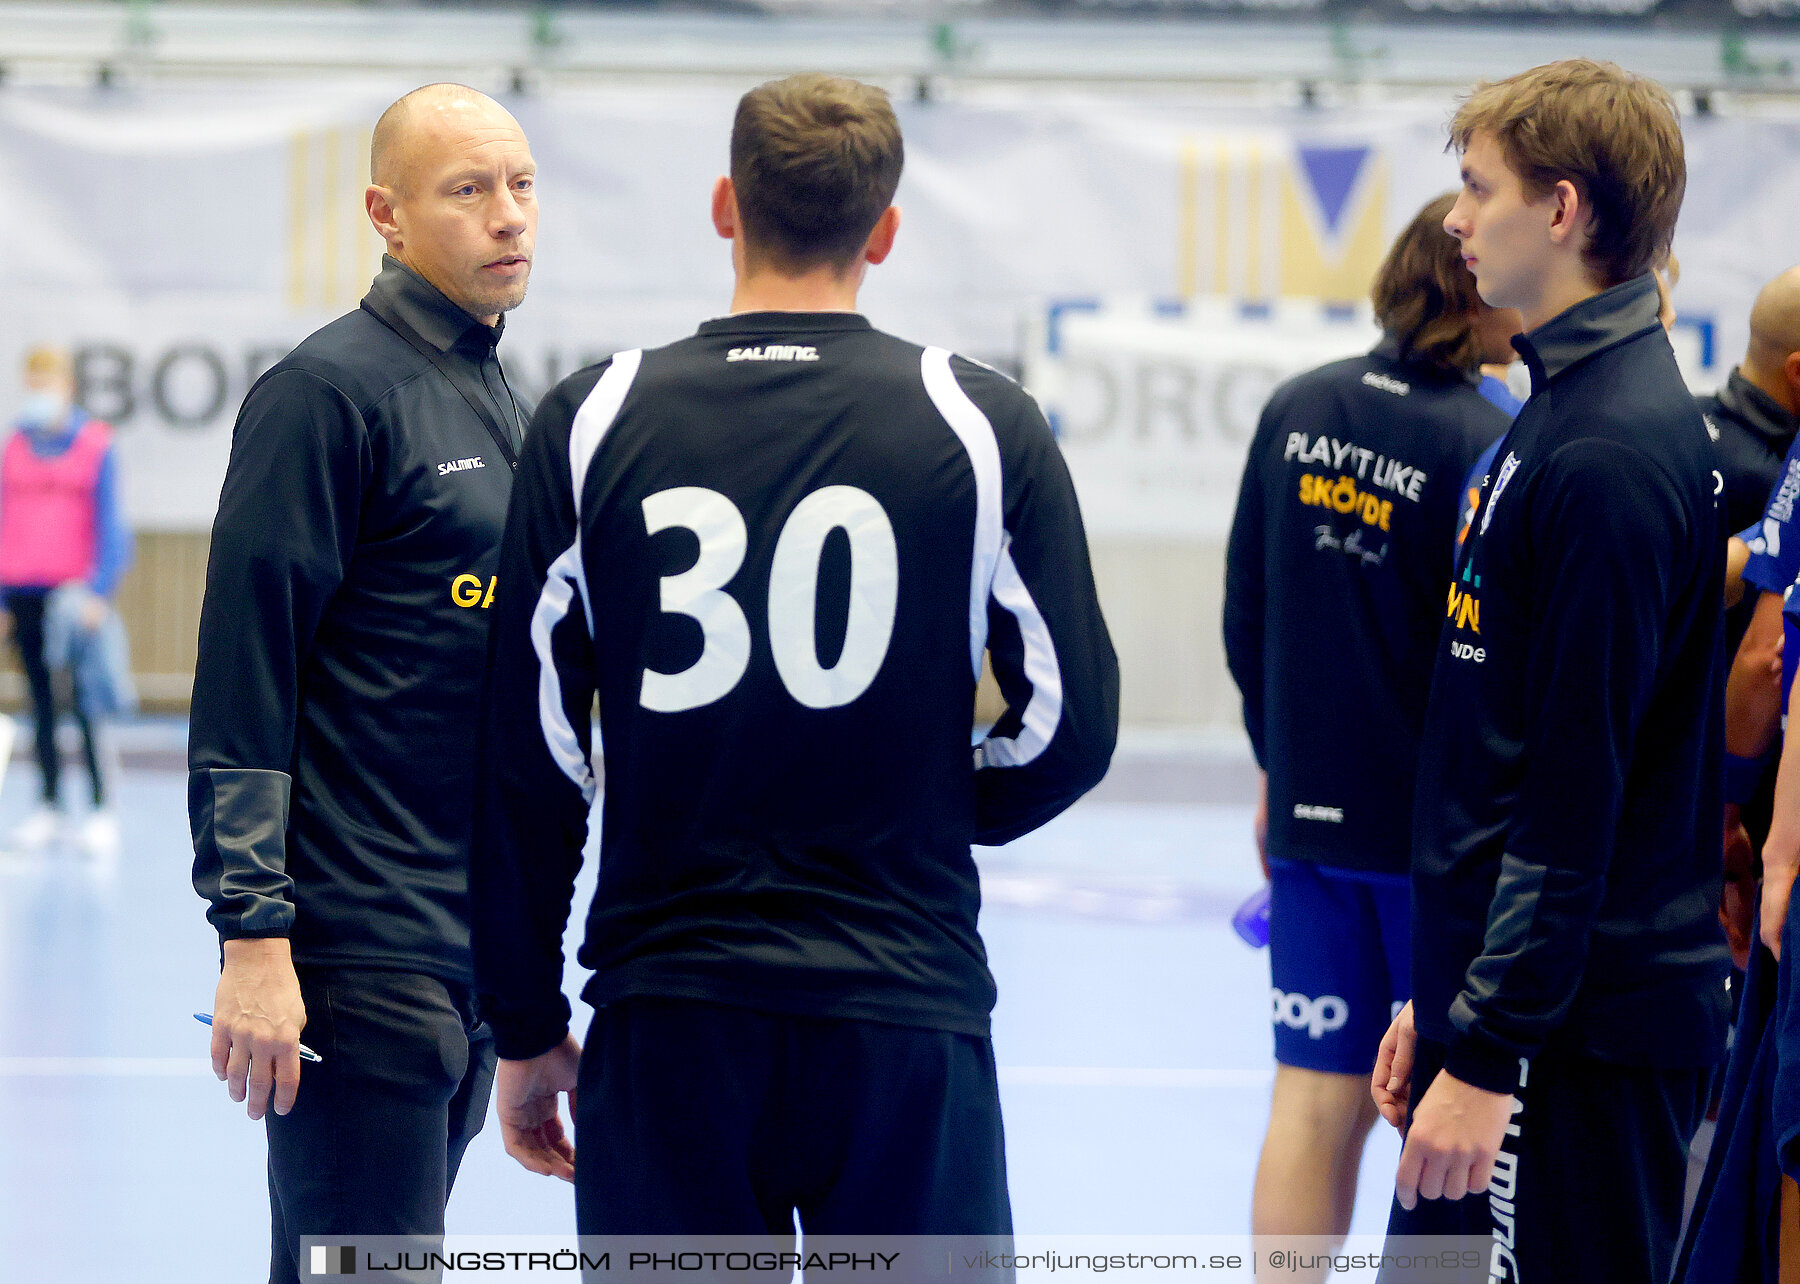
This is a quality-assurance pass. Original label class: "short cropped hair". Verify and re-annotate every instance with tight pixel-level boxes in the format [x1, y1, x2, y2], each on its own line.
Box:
[730, 73, 904, 274]
[1450, 59, 1685, 288]
[1372, 193, 1485, 375]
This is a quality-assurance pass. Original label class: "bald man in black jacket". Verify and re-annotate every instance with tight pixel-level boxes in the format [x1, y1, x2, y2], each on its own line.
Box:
[190, 84, 536, 1282]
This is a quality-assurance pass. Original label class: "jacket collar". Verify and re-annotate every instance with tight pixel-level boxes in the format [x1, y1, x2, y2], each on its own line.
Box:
[365, 254, 501, 353]
[1715, 367, 1799, 450]
[1513, 272, 1663, 394]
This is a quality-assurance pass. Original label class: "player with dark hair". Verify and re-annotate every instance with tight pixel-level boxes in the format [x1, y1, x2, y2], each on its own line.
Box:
[471, 72, 1118, 1233]
[1223, 191, 1509, 1278]
[1374, 60, 1729, 1281]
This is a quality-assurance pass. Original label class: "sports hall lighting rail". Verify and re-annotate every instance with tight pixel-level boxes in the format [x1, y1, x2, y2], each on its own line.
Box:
[0, 3, 1796, 95]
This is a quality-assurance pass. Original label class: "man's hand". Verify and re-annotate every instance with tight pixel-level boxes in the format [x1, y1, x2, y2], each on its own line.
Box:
[212, 937, 307, 1120]
[1393, 1067, 1517, 1211]
[1372, 1000, 1415, 1133]
[1723, 803, 1757, 970]
[78, 594, 106, 633]
[497, 1034, 582, 1183]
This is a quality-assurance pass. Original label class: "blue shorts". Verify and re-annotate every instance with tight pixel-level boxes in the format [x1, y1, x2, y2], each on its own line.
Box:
[1267, 857, 1410, 1075]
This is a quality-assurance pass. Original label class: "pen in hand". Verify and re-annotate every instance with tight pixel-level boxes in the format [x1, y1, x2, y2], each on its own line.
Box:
[193, 1012, 324, 1063]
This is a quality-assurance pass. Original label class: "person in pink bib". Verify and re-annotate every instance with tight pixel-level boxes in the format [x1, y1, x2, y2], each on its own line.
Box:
[1, 345, 132, 853]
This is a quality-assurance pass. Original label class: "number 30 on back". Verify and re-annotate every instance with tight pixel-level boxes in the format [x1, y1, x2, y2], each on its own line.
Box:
[638, 485, 899, 713]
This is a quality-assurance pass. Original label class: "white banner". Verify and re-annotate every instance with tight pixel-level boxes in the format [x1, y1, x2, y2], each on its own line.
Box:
[0, 81, 1785, 529]
[1025, 296, 1717, 539]
[1025, 300, 1379, 539]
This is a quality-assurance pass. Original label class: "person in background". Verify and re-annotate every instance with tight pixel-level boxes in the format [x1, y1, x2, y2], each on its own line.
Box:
[1715, 267, 1800, 556]
[0, 344, 132, 854]
[1222, 192, 1509, 1280]
[1709, 267, 1800, 961]
[1679, 265, 1800, 1283]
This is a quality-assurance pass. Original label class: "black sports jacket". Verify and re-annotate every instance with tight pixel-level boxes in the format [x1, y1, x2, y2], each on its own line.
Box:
[1412, 274, 1730, 1093]
[1224, 339, 1507, 875]
[190, 257, 527, 984]
[471, 311, 1120, 1060]
[1704, 368, 1799, 539]
[1703, 369, 1799, 658]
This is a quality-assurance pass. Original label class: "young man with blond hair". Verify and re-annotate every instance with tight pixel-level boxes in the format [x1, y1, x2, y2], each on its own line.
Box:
[1372, 60, 1729, 1280]
[471, 73, 1118, 1232]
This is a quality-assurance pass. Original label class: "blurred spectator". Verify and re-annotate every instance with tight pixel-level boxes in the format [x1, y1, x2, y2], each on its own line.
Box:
[0, 345, 132, 854]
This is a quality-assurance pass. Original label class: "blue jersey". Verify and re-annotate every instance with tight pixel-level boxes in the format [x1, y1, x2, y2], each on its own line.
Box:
[1477, 371, 1524, 418]
[1743, 438, 1800, 599]
[1454, 436, 1504, 565]
[1451, 375, 1522, 563]
[1779, 575, 1800, 720]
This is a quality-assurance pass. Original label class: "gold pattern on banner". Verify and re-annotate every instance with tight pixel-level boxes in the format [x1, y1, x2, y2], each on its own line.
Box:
[287, 128, 383, 313]
[1175, 138, 1388, 306]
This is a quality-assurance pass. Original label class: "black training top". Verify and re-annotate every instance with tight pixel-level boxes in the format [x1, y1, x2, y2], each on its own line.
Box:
[1702, 368, 1799, 657]
[471, 311, 1120, 1060]
[1412, 274, 1731, 1093]
[1705, 368, 1799, 540]
[189, 257, 527, 985]
[1223, 339, 1506, 875]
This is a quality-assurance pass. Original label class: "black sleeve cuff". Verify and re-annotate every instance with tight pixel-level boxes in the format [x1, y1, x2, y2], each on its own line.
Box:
[478, 992, 573, 1061]
[1442, 1027, 1528, 1096]
[190, 767, 297, 941]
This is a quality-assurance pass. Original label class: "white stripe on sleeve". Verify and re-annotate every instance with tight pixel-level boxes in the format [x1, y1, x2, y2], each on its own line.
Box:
[530, 350, 642, 804]
[564, 349, 642, 631]
[974, 538, 1064, 770]
[531, 540, 597, 805]
[920, 347, 1003, 680]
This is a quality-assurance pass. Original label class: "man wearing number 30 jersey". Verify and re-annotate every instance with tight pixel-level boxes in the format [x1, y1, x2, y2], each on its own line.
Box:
[471, 73, 1119, 1233]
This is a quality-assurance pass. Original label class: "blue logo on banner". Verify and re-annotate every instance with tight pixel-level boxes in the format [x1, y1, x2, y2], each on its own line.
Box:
[1297, 146, 1371, 237]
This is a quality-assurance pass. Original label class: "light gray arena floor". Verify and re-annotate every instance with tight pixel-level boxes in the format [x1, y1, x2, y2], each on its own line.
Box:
[0, 725, 1401, 1282]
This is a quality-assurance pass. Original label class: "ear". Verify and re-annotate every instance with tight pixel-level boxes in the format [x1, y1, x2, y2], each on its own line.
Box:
[863, 206, 901, 266]
[711, 176, 737, 241]
[1784, 350, 1800, 411]
[366, 185, 402, 251]
[1545, 178, 1588, 248]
